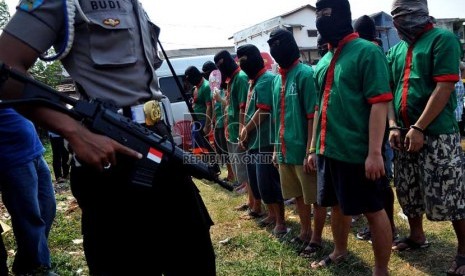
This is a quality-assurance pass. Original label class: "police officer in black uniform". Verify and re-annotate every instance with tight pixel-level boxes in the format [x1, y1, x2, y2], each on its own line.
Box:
[0, 0, 216, 275]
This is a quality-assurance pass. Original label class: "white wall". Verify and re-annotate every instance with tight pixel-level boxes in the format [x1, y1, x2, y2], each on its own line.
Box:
[232, 6, 318, 54]
[234, 17, 281, 53]
[284, 9, 318, 49]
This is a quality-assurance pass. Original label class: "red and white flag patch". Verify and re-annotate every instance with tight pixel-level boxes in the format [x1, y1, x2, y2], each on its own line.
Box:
[147, 147, 163, 163]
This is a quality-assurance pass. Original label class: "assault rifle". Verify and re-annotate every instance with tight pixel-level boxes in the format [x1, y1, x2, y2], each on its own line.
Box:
[0, 62, 233, 191]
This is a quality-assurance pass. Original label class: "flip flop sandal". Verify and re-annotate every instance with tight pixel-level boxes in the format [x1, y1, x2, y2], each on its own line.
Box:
[247, 209, 264, 218]
[310, 253, 347, 269]
[233, 203, 249, 211]
[257, 218, 275, 228]
[272, 228, 289, 238]
[447, 255, 465, 276]
[288, 236, 308, 246]
[239, 209, 265, 220]
[392, 237, 430, 252]
[299, 242, 323, 258]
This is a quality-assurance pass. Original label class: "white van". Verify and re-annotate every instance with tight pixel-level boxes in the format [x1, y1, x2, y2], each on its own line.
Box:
[156, 54, 217, 146]
[156, 54, 217, 122]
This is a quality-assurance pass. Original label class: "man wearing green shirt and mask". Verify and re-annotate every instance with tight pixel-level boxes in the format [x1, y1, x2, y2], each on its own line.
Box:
[387, 0, 465, 275]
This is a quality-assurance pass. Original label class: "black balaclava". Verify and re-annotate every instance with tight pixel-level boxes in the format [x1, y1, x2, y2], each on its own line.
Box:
[214, 50, 239, 78]
[220, 70, 227, 90]
[202, 61, 217, 79]
[317, 34, 329, 57]
[267, 28, 300, 69]
[374, 37, 384, 47]
[236, 44, 264, 79]
[316, 0, 353, 47]
[185, 66, 202, 86]
[391, 0, 432, 44]
[354, 15, 376, 41]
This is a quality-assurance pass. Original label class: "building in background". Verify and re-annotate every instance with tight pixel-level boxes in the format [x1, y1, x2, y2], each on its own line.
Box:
[368, 11, 401, 53]
[367, 12, 464, 54]
[160, 46, 235, 59]
[231, 5, 319, 64]
[57, 6, 465, 98]
[434, 18, 465, 54]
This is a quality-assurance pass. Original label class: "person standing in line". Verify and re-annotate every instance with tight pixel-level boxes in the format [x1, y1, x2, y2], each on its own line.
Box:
[237, 44, 287, 236]
[185, 66, 213, 155]
[309, 0, 392, 274]
[316, 35, 329, 60]
[214, 50, 262, 216]
[267, 28, 327, 254]
[387, 0, 465, 275]
[48, 131, 70, 183]
[353, 14, 398, 244]
[202, 61, 235, 183]
[0, 1, 216, 275]
[0, 109, 56, 275]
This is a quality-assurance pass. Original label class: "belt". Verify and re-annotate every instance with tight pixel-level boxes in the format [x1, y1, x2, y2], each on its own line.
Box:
[121, 101, 164, 126]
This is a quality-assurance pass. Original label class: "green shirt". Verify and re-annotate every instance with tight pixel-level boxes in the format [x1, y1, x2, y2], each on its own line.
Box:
[213, 88, 225, 128]
[314, 35, 392, 164]
[224, 69, 248, 143]
[387, 27, 461, 135]
[192, 79, 212, 121]
[245, 70, 275, 150]
[272, 62, 316, 165]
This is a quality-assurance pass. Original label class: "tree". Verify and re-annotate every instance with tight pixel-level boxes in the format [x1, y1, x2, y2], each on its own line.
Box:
[0, 1, 10, 29]
[29, 59, 65, 89]
[0, 1, 63, 88]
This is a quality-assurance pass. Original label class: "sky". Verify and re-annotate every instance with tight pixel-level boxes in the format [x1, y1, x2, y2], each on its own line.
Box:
[3, 0, 465, 50]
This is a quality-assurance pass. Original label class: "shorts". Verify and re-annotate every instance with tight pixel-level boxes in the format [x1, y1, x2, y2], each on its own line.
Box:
[227, 141, 248, 184]
[279, 164, 317, 205]
[394, 133, 465, 221]
[317, 156, 385, 216]
[247, 147, 282, 204]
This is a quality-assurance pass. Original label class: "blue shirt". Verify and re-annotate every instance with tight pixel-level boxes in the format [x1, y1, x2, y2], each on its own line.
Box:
[0, 108, 45, 170]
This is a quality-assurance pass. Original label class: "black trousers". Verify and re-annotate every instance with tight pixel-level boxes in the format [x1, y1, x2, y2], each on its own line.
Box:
[49, 136, 70, 180]
[70, 122, 216, 275]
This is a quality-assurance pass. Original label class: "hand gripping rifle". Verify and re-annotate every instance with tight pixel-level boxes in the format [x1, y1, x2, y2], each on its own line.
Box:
[0, 62, 233, 191]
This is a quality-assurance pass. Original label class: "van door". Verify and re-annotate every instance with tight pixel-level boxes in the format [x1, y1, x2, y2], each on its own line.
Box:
[158, 75, 193, 124]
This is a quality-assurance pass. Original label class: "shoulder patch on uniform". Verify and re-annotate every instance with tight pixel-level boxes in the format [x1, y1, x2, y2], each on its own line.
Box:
[19, 0, 44, 12]
[103, 18, 120, 27]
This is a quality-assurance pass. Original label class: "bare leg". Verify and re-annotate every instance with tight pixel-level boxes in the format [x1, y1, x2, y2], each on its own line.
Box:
[226, 163, 234, 181]
[407, 216, 425, 241]
[270, 203, 287, 233]
[392, 215, 426, 250]
[453, 219, 465, 255]
[383, 187, 396, 234]
[311, 203, 326, 245]
[295, 196, 312, 241]
[330, 205, 351, 257]
[247, 182, 262, 213]
[448, 219, 465, 275]
[365, 209, 391, 276]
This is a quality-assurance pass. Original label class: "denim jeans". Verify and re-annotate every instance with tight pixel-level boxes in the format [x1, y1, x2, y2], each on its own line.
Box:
[0, 156, 56, 273]
[384, 140, 394, 180]
[191, 119, 206, 149]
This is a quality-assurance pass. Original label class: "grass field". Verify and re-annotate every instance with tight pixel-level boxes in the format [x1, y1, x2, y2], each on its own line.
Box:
[0, 143, 460, 276]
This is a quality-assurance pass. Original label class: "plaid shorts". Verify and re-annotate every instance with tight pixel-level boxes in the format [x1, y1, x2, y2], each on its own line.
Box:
[394, 133, 465, 221]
